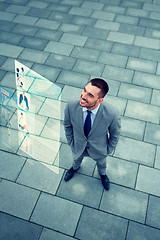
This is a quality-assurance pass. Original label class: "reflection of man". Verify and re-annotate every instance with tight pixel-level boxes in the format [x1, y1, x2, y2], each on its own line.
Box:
[63, 78, 121, 190]
[19, 112, 26, 130]
[19, 91, 29, 110]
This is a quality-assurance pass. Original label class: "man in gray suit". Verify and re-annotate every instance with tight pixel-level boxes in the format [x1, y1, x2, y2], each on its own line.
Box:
[63, 78, 121, 190]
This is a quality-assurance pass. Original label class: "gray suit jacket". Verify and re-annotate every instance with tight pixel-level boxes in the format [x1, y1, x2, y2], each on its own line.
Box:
[63, 100, 121, 160]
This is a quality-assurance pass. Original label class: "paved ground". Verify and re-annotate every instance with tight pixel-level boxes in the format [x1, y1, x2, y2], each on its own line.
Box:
[0, 0, 160, 239]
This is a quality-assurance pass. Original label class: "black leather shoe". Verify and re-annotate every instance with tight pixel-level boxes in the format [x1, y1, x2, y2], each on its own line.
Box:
[64, 167, 77, 181]
[100, 174, 110, 190]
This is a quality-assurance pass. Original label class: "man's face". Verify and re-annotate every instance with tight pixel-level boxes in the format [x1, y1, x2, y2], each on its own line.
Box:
[80, 82, 103, 110]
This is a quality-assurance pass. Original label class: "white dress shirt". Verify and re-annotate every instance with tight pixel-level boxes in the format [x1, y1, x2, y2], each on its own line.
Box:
[82, 104, 100, 127]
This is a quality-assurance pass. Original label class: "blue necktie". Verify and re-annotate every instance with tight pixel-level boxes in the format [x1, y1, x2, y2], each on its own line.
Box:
[84, 110, 92, 137]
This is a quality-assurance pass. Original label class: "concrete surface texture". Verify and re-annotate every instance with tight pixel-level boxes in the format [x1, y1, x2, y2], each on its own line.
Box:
[0, 0, 160, 239]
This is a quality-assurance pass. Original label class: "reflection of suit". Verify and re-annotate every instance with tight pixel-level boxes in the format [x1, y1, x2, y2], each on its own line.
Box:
[64, 100, 121, 173]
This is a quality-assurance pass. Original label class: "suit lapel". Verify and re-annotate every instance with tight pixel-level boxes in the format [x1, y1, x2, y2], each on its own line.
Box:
[88, 104, 103, 137]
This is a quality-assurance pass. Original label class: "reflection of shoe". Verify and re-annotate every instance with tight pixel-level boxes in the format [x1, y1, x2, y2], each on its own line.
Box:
[100, 174, 110, 191]
[64, 167, 79, 181]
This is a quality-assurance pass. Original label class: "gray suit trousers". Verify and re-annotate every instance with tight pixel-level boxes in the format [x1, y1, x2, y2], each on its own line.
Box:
[72, 148, 107, 175]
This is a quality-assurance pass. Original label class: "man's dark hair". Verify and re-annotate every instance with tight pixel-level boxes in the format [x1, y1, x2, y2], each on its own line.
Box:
[89, 78, 109, 98]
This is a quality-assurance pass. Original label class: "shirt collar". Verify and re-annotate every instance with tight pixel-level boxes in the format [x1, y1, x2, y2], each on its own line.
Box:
[82, 104, 100, 114]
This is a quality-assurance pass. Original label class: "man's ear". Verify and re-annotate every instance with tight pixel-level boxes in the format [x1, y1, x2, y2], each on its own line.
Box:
[99, 98, 103, 104]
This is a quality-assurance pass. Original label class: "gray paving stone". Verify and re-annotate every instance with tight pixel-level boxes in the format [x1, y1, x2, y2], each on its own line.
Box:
[100, 184, 148, 223]
[127, 221, 160, 240]
[58, 23, 84, 34]
[127, 57, 157, 74]
[115, 14, 139, 25]
[0, 179, 40, 220]
[26, 7, 51, 18]
[59, 85, 82, 102]
[0, 69, 7, 80]
[28, 78, 62, 99]
[75, 206, 128, 240]
[61, 0, 82, 6]
[39, 228, 75, 240]
[17, 159, 64, 194]
[32, 63, 60, 82]
[39, 99, 66, 120]
[82, 1, 104, 10]
[104, 78, 120, 96]
[156, 62, 160, 75]
[47, 3, 71, 12]
[118, 83, 152, 103]
[139, 18, 160, 30]
[0, 72, 16, 89]
[119, 23, 145, 36]
[0, 212, 42, 240]
[146, 195, 160, 229]
[144, 123, 160, 145]
[102, 65, 134, 83]
[17, 134, 61, 165]
[0, 43, 23, 58]
[133, 71, 160, 90]
[155, 146, 160, 169]
[11, 23, 38, 37]
[19, 48, 49, 64]
[73, 59, 104, 76]
[35, 19, 60, 30]
[71, 46, 100, 61]
[72, 15, 96, 26]
[6, 0, 29, 4]
[85, 38, 112, 52]
[95, 19, 120, 31]
[1, 57, 33, 73]
[57, 69, 89, 88]
[0, 55, 6, 66]
[145, 28, 160, 39]
[60, 33, 87, 46]
[104, 5, 126, 14]
[31, 192, 82, 236]
[121, 0, 143, 8]
[140, 47, 160, 62]
[82, 26, 109, 39]
[49, 11, 73, 23]
[13, 14, 38, 26]
[126, 7, 149, 17]
[6, 4, 29, 14]
[0, 3, 9, 11]
[98, 52, 128, 67]
[104, 95, 127, 115]
[94, 155, 138, 188]
[69, 6, 93, 17]
[35, 29, 62, 41]
[150, 11, 160, 21]
[125, 100, 160, 124]
[112, 42, 140, 57]
[44, 41, 74, 56]
[91, 10, 115, 21]
[121, 116, 146, 140]
[143, 2, 160, 12]
[134, 36, 160, 50]
[40, 117, 66, 142]
[46, 53, 76, 70]
[114, 136, 156, 166]
[136, 165, 160, 196]
[0, 150, 25, 181]
[0, 10, 16, 21]
[0, 20, 16, 31]
[58, 173, 103, 208]
[19, 36, 48, 51]
[27, 0, 49, 9]
[107, 31, 134, 44]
